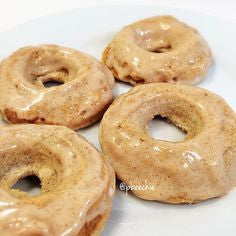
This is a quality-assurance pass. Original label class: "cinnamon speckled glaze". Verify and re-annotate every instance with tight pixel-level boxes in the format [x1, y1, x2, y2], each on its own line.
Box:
[103, 16, 212, 85]
[100, 84, 236, 203]
[0, 45, 114, 130]
[0, 125, 115, 235]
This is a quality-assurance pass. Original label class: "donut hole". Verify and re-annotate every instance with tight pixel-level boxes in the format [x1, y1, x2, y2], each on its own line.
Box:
[26, 49, 70, 88]
[134, 29, 172, 53]
[172, 77, 178, 82]
[11, 175, 41, 196]
[43, 80, 64, 88]
[33, 68, 68, 88]
[141, 97, 204, 142]
[0, 148, 64, 203]
[149, 44, 172, 53]
[149, 115, 186, 142]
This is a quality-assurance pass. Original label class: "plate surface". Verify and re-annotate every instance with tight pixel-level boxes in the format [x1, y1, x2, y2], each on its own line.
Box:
[0, 5, 236, 236]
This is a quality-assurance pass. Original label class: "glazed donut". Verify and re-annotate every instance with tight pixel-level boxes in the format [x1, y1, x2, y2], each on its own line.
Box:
[102, 15, 212, 85]
[100, 83, 236, 203]
[0, 44, 114, 129]
[0, 124, 115, 235]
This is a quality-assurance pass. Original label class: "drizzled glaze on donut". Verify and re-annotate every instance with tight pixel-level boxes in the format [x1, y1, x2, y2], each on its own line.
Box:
[0, 45, 114, 130]
[0, 125, 115, 235]
[103, 16, 212, 85]
[100, 84, 236, 203]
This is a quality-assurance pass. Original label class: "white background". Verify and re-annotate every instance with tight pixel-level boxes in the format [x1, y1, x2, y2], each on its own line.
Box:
[1, 1, 236, 236]
[1, 0, 236, 33]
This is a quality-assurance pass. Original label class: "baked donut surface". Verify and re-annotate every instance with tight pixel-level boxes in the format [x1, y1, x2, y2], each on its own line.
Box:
[0, 44, 114, 130]
[100, 83, 236, 203]
[0, 124, 115, 235]
[103, 16, 212, 85]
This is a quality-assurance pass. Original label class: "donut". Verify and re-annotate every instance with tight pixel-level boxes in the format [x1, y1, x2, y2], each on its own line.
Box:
[0, 44, 114, 129]
[0, 124, 115, 235]
[100, 83, 236, 203]
[102, 16, 212, 85]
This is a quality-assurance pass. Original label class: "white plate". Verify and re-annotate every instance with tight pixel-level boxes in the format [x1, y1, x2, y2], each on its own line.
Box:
[0, 5, 236, 236]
